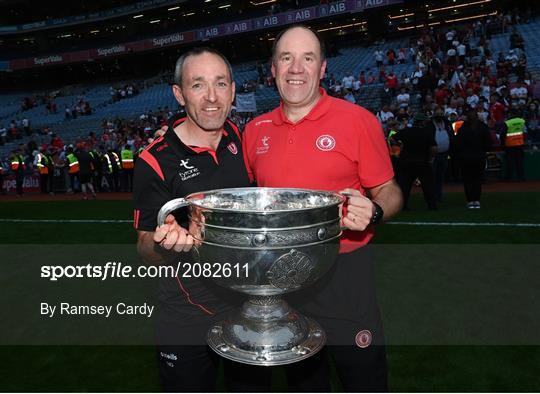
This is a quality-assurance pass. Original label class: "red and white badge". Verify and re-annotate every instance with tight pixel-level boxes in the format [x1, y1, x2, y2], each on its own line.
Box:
[227, 142, 238, 155]
[355, 329, 372, 348]
[316, 135, 336, 151]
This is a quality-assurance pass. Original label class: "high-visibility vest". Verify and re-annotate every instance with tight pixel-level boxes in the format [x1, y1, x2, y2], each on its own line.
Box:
[387, 129, 401, 157]
[105, 152, 121, 173]
[66, 153, 80, 174]
[504, 117, 525, 147]
[121, 149, 134, 169]
[10, 154, 25, 171]
[452, 120, 464, 135]
[36, 153, 49, 175]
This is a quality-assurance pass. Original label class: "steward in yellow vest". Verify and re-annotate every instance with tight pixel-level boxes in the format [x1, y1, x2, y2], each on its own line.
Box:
[503, 113, 527, 181]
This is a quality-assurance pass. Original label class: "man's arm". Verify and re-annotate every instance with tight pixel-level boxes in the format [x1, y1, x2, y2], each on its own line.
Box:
[341, 179, 403, 231]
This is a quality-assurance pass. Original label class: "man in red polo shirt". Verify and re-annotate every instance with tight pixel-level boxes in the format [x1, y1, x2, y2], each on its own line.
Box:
[243, 25, 403, 391]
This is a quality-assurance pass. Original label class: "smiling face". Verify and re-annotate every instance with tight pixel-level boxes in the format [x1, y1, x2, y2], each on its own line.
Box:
[173, 52, 235, 132]
[271, 27, 326, 118]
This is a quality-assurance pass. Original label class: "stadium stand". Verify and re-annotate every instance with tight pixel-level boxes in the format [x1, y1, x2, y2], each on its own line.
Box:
[1, 3, 539, 195]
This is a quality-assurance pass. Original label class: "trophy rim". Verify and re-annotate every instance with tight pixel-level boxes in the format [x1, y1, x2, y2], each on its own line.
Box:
[185, 187, 346, 214]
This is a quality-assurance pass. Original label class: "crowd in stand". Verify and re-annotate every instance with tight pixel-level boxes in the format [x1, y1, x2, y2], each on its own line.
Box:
[64, 97, 93, 120]
[109, 83, 140, 103]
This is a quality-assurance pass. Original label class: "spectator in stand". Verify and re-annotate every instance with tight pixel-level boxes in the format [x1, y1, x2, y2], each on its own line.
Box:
[457, 41, 467, 65]
[343, 89, 356, 104]
[358, 71, 366, 85]
[385, 71, 398, 96]
[377, 105, 394, 131]
[446, 45, 457, 67]
[352, 77, 361, 97]
[454, 109, 492, 209]
[374, 48, 384, 68]
[490, 94, 507, 125]
[342, 72, 354, 91]
[411, 66, 423, 90]
[398, 48, 407, 64]
[387, 48, 396, 66]
[510, 81, 528, 108]
[396, 88, 410, 109]
[466, 88, 480, 109]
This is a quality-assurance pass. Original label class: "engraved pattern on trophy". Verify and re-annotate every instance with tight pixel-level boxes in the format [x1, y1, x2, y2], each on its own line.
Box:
[157, 188, 345, 366]
[266, 249, 313, 290]
[200, 223, 341, 247]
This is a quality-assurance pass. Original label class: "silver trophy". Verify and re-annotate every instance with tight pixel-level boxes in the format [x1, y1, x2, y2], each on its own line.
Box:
[157, 187, 345, 366]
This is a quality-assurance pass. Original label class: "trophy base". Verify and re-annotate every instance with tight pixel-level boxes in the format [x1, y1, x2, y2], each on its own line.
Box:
[207, 296, 326, 366]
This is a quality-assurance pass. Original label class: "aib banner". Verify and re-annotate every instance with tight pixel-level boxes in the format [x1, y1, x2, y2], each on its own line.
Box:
[6, 0, 403, 71]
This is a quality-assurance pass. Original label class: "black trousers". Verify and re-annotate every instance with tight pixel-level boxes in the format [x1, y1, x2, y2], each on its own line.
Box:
[460, 157, 485, 202]
[157, 247, 387, 392]
[433, 152, 449, 202]
[40, 174, 49, 193]
[15, 173, 23, 195]
[398, 160, 437, 209]
[504, 147, 525, 181]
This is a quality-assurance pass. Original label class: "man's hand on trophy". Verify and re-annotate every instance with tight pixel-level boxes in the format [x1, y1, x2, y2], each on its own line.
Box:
[153, 214, 194, 252]
[339, 188, 373, 231]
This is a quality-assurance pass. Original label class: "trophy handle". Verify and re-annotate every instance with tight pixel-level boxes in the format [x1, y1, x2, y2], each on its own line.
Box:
[157, 198, 188, 226]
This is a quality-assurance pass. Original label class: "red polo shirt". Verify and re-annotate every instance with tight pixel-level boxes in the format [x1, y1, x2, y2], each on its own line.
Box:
[243, 88, 394, 252]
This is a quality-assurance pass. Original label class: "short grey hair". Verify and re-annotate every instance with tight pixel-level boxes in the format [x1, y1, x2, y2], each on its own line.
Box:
[174, 47, 234, 87]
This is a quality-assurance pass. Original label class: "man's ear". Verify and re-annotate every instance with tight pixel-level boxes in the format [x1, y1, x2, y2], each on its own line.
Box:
[172, 84, 185, 106]
[271, 61, 276, 79]
[231, 81, 236, 103]
[319, 59, 327, 80]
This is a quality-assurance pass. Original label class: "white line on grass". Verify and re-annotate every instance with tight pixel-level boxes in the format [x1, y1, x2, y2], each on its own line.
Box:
[0, 219, 539, 227]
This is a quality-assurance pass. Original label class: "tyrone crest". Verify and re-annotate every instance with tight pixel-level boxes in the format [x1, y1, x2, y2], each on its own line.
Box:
[355, 330, 372, 348]
[316, 135, 336, 151]
[227, 142, 238, 155]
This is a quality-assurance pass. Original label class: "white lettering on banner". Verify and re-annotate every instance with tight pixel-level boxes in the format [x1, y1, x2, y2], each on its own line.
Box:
[23, 176, 39, 188]
[97, 45, 126, 56]
[329, 2, 347, 14]
[365, 0, 385, 7]
[233, 23, 248, 32]
[152, 33, 184, 47]
[263, 17, 279, 27]
[3, 175, 40, 193]
[204, 28, 219, 38]
[4, 179, 15, 192]
[34, 55, 63, 66]
[294, 10, 311, 21]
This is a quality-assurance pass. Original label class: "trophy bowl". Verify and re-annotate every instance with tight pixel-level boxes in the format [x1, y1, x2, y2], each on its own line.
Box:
[157, 187, 345, 366]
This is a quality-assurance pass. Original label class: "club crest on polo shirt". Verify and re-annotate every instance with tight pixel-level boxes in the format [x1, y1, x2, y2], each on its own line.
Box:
[227, 142, 238, 155]
[355, 329, 372, 348]
[256, 136, 270, 155]
[178, 159, 201, 181]
[316, 135, 336, 151]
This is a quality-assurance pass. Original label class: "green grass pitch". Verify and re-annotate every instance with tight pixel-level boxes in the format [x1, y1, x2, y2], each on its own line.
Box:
[0, 190, 539, 391]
